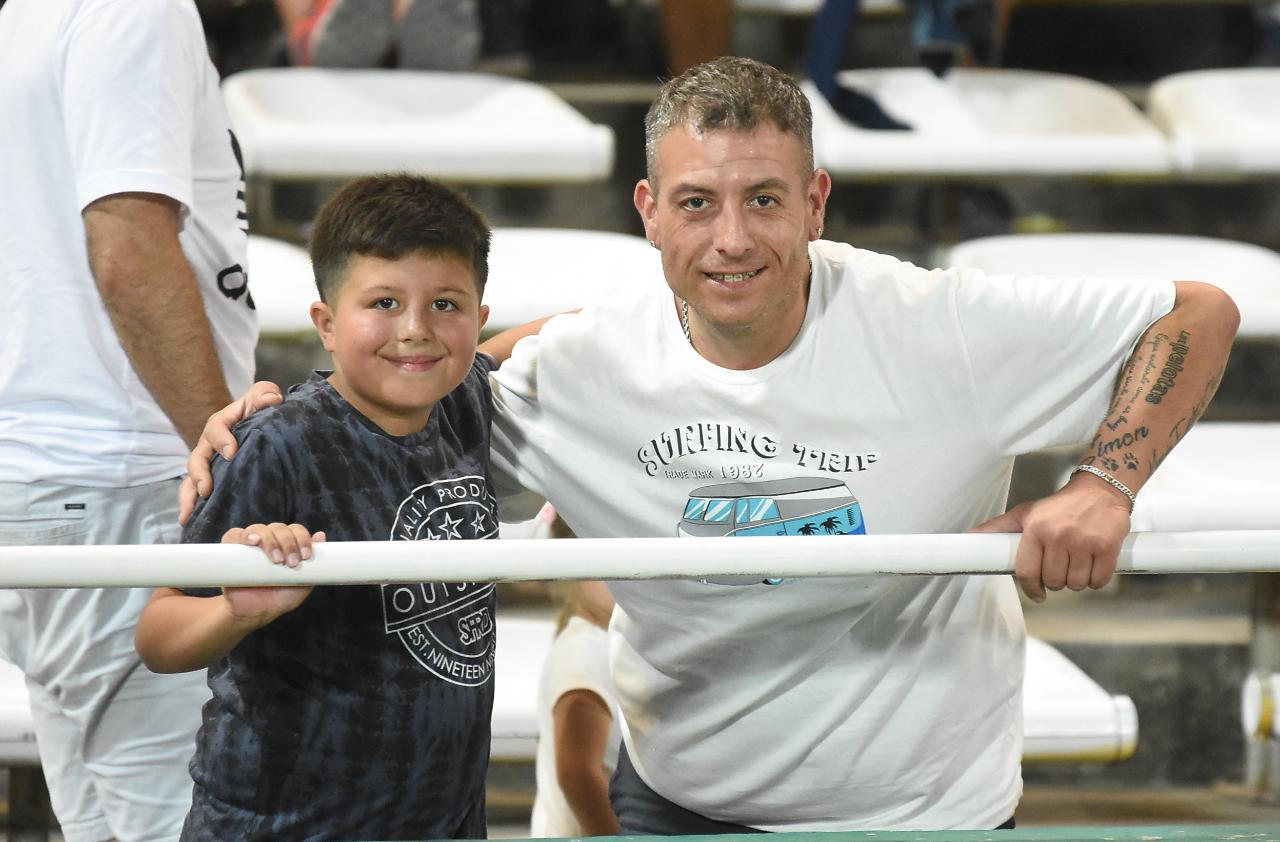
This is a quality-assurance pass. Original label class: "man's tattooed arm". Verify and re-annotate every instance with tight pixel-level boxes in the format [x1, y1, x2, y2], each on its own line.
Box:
[976, 280, 1238, 604]
[1076, 282, 1238, 503]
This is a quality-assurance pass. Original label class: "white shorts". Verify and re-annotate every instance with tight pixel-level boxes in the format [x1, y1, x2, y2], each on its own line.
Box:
[0, 479, 210, 842]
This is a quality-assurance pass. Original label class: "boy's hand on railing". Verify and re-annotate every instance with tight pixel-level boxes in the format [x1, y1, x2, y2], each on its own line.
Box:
[229, 522, 322, 568]
[218, 524, 323, 627]
[178, 381, 283, 524]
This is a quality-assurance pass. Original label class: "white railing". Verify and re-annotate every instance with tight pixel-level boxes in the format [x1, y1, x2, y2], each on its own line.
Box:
[0, 530, 1275, 587]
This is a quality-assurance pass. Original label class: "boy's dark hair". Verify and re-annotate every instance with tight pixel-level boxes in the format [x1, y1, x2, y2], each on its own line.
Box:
[309, 174, 491, 303]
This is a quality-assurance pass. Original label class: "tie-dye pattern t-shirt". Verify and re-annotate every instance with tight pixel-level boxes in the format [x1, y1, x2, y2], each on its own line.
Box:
[180, 357, 499, 841]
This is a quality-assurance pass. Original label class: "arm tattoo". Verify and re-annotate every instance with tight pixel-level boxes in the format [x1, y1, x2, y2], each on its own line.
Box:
[1149, 364, 1225, 474]
[1090, 334, 1162, 462]
[1098, 427, 1150, 455]
[1144, 330, 1191, 405]
[1088, 329, 1206, 477]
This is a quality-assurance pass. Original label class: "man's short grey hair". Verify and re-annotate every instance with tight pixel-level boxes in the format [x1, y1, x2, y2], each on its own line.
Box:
[644, 56, 815, 185]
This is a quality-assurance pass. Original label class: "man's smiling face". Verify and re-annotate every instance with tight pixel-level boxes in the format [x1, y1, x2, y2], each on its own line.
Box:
[634, 121, 830, 370]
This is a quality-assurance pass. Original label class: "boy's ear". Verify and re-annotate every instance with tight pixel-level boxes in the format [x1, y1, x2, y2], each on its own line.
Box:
[310, 300, 337, 352]
[478, 304, 489, 333]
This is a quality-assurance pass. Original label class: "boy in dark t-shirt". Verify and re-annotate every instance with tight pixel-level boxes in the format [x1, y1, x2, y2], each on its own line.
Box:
[135, 175, 500, 841]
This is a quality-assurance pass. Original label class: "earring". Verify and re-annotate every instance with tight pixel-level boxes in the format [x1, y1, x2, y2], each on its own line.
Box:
[649, 240, 658, 249]
[816, 226, 824, 238]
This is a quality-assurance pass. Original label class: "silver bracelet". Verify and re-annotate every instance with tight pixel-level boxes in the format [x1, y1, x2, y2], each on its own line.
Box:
[1071, 464, 1136, 512]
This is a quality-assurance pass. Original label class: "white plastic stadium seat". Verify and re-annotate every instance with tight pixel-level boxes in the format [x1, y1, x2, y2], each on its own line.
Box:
[807, 68, 1173, 178]
[1123, 422, 1280, 532]
[1148, 68, 1280, 175]
[247, 235, 317, 339]
[482, 228, 660, 333]
[1023, 637, 1137, 763]
[491, 614, 555, 760]
[222, 69, 615, 183]
[0, 659, 39, 765]
[246, 229, 660, 341]
[946, 233, 1280, 340]
[946, 232, 1280, 533]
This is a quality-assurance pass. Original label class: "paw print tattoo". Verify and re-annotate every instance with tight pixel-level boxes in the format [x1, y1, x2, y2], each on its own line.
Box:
[1102, 456, 1120, 472]
[1123, 452, 1139, 470]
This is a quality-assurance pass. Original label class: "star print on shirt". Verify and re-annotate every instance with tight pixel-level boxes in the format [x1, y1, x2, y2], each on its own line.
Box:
[438, 512, 463, 539]
[470, 512, 488, 536]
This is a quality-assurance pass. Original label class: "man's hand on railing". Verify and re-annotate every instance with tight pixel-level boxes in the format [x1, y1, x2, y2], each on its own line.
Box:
[970, 475, 1131, 603]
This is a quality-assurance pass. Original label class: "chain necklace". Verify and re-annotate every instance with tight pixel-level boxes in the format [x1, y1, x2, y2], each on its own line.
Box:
[679, 254, 812, 348]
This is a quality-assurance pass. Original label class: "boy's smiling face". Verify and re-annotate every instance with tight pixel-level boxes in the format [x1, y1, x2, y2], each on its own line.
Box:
[311, 251, 488, 436]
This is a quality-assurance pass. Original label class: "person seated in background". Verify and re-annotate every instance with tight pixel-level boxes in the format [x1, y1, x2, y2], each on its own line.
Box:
[806, 0, 911, 130]
[805, 0, 1012, 130]
[135, 174, 507, 841]
[273, 0, 482, 69]
[532, 572, 622, 837]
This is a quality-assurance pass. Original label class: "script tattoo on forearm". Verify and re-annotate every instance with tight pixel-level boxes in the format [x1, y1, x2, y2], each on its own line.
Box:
[1151, 364, 1225, 473]
[1092, 426, 1150, 472]
[1087, 329, 1197, 474]
[1144, 330, 1191, 405]
[1089, 333, 1158, 467]
[1103, 353, 1139, 432]
[1138, 333, 1165, 390]
[1101, 331, 1172, 434]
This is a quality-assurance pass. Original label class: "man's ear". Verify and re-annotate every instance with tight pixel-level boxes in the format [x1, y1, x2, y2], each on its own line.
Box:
[808, 168, 833, 239]
[478, 303, 490, 333]
[310, 300, 336, 352]
[634, 178, 658, 246]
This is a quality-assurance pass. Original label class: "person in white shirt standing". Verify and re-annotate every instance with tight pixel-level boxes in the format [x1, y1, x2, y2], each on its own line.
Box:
[0, 1, 257, 839]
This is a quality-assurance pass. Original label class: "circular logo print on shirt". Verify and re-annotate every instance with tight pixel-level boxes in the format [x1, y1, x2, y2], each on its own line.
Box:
[382, 476, 497, 686]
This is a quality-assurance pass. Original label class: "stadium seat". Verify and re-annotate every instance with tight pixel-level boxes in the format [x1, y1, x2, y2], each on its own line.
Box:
[222, 68, 615, 183]
[247, 235, 316, 339]
[806, 68, 1173, 178]
[481, 228, 659, 333]
[1148, 68, 1280, 175]
[1122, 422, 1280, 533]
[1023, 637, 1137, 763]
[946, 233, 1280, 341]
[246, 229, 661, 341]
[0, 659, 38, 766]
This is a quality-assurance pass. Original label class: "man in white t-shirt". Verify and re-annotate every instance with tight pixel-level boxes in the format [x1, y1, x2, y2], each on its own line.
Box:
[494, 57, 1236, 832]
[186, 57, 1238, 833]
[0, 1, 257, 839]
